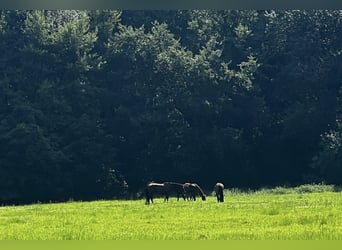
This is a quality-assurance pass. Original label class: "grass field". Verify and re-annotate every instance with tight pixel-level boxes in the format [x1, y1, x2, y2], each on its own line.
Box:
[1, 185, 342, 240]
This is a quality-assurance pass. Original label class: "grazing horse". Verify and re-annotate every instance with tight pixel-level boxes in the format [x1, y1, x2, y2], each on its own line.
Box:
[145, 182, 186, 204]
[163, 182, 186, 202]
[214, 182, 224, 202]
[183, 183, 206, 201]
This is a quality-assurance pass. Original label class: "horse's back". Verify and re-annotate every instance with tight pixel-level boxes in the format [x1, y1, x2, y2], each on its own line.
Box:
[214, 182, 224, 191]
[164, 182, 184, 192]
[148, 182, 164, 191]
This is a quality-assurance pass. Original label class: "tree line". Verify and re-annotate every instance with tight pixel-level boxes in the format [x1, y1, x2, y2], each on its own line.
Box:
[0, 10, 342, 204]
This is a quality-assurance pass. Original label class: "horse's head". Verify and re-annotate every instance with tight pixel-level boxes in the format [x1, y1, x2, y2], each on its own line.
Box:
[201, 195, 206, 201]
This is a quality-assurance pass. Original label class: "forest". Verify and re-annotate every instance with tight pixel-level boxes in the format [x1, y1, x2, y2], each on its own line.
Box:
[0, 10, 342, 204]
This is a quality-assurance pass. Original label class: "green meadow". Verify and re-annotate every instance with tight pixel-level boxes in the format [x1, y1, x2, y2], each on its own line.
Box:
[1, 185, 342, 240]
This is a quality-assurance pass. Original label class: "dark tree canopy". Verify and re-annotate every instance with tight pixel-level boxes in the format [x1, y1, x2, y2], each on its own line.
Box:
[0, 10, 341, 204]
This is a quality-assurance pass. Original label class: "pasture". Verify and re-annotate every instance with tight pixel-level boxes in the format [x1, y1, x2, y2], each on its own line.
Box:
[1, 185, 342, 240]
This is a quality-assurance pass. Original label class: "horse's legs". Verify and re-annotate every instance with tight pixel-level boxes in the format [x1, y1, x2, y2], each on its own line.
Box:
[146, 195, 151, 204]
[219, 189, 224, 202]
[146, 196, 152, 205]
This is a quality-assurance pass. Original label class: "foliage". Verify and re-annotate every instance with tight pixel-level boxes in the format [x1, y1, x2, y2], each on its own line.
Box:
[0, 10, 342, 203]
[255, 184, 336, 195]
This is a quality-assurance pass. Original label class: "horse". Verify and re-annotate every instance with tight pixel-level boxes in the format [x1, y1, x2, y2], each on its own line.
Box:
[145, 182, 165, 204]
[163, 182, 186, 202]
[214, 182, 224, 202]
[145, 181, 186, 204]
[183, 182, 206, 201]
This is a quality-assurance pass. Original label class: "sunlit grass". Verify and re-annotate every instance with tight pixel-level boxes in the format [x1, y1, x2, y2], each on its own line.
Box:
[1, 188, 342, 239]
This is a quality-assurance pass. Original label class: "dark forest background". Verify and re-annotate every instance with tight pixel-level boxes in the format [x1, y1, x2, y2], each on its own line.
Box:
[1, 10, 342, 204]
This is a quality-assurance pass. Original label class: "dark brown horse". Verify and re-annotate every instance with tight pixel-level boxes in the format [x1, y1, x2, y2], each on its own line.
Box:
[145, 182, 186, 204]
[183, 183, 206, 201]
[145, 182, 164, 204]
[214, 182, 224, 202]
[163, 182, 186, 202]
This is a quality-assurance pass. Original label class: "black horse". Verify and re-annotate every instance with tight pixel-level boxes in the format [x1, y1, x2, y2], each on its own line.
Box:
[214, 182, 224, 202]
[145, 182, 186, 204]
[183, 182, 206, 201]
[145, 182, 164, 204]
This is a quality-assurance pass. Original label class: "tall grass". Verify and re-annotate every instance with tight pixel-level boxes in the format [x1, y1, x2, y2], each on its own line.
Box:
[0, 185, 341, 239]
